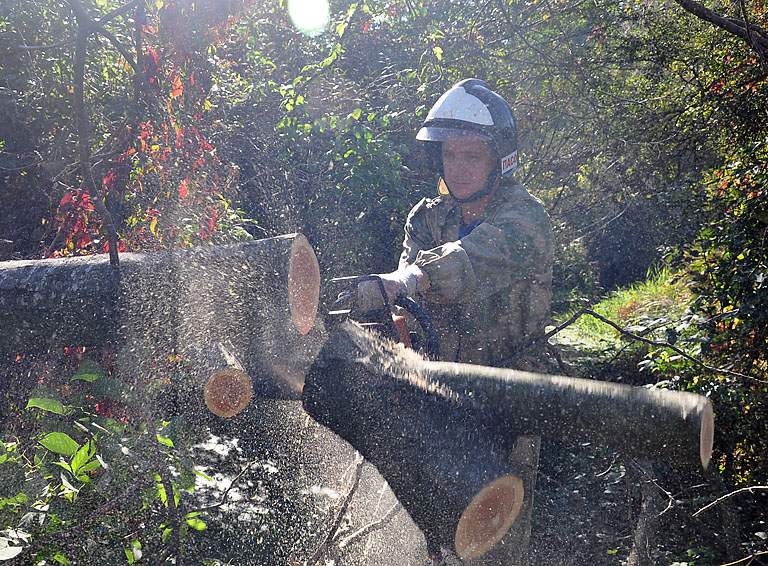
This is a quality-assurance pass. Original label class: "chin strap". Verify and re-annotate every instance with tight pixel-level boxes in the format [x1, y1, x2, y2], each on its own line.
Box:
[444, 170, 501, 204]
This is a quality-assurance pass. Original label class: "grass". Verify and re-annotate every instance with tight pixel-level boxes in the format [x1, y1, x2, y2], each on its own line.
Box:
[555, 266, 693, 352]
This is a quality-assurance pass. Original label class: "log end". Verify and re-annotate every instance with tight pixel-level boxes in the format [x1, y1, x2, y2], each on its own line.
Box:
[288, 234, 320, 336]
[454, 474, 525, 561]
[700, 399, 715, 470]
[204, 368, 254, 418]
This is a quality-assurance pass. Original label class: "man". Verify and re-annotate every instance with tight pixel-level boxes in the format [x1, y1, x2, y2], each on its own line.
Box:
[359, 78, 553, 368]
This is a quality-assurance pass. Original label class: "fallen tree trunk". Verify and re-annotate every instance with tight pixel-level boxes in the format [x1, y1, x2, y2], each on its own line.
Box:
[302, 322, 714, 559]
[0, 235, 322, 398]
[0, 240, 13, 261]
[303, 324, 526, 561]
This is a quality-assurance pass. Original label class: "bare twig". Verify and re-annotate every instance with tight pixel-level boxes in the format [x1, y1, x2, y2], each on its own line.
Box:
[337, 502, 403, 551]
[70, 4, 121, 267]
[692, 485, 768, 517]
[308, 455, 365, 565]
[194, 459, 259, 513]
[720, 550, 768, 566]
[519, 308, 768, 384]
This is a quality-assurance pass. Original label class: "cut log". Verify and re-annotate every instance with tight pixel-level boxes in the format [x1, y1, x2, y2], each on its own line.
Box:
[431, 359, 714, 471]
[202, 344, 254, 418]
[303, 323, 526, 560]
[303, 323, 715, 557]
[0, 234, 322, 405]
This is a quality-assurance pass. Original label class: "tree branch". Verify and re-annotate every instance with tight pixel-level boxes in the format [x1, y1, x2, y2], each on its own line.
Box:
[94, 27, 137, 71]
[672, 0, 768, 56]
[73, 22, 120, 267]
[308, 455, 365, 565]
[97, 0, 140, 24]
[516, 308, 768, 384]
[692, 485, 768, 517]
[337, 502, 403, 551]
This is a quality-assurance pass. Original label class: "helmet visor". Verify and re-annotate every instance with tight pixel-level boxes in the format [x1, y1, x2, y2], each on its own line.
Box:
[416, 126, 493, 144]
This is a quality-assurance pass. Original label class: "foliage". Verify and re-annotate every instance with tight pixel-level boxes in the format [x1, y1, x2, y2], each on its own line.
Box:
[1, 0, 768, 560]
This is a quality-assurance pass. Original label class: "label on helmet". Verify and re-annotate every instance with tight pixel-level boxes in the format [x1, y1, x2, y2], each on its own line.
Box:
[501, 151, 518, 175]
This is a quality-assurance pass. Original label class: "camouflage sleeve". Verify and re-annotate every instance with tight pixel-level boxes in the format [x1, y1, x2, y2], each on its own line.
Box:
[398, 198, 434, 268]
[413, 198, 552, 304]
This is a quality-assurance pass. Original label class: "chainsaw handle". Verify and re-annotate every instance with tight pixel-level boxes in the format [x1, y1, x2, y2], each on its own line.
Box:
[395, 295, 440, 360]
[328, 275, 440, 360]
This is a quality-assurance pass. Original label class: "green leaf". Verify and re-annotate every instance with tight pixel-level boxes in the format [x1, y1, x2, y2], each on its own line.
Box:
[39, 433, 80, 457]
[71, 440, 96, 474]
[26, 398, 68, 415]
[70, 359, 104, 383]
[53, 552, 71, 565]
[156, 435, 174, 448]
[53, 461, 73, 473]
[0, 492, 28, 510]
[349, 108, 362, 120]
[185, 517, 207, 531]
[193, 469, 213, 482]
[161, 527, 173, 543]
[433, 46, 443, 61]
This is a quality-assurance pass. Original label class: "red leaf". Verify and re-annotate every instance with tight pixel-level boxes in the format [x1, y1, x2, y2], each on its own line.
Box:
[179, 178, 189, 198]
[170, 74, 184, 98]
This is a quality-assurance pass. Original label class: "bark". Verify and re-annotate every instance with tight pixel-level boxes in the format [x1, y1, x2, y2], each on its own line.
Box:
[303, 323, 714, 558]
[303, 324, 526, 560]
[626, 462, 663, 566]
[432, 355, 714, 472]
[0, 240, 14, 261]
[0, 235, 321, 397]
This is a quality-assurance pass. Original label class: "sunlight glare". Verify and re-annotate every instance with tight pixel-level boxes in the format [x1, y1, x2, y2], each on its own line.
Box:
[287, 0, 330, 37]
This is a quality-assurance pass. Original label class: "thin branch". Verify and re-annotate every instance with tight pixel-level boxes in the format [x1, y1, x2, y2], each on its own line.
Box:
[94, 27, 137, 71]
[739, 0, 768, 67]
[692, 485, 768, 517]
[720, 551, 768, 566]
[193, 459, 259, 513]
[580, 309, 767, 384]
[519, 308, 767, 384]
[308, 455, 365, 565]
[71, 4, 121, 267]
[337, 502, 403, 551]
[14, 40, 74, 50]
[98, 0, 140, 24]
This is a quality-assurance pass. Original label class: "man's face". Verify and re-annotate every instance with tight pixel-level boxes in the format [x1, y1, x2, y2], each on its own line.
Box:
[441, 134, 496, 201]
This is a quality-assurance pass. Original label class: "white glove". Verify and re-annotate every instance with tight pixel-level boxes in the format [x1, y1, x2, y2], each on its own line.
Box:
[357, 264, 426, 312]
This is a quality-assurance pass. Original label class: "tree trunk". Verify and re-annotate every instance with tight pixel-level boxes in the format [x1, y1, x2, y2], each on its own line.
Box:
[0, 240, 13, 261]
[432, 356, 714, 471]
[0, 234, 322, 401]
[303, 324, 527, 561]
[303, 322, 715, 560]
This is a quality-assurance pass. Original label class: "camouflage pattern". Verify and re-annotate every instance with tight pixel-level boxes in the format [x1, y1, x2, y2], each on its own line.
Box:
[399, 180, 553, 367]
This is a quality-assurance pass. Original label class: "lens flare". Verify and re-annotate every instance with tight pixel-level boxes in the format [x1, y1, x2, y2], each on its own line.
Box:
[287, 0, 330, 37]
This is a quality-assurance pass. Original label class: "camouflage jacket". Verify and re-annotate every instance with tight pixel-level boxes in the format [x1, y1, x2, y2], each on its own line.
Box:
[399, 180, 553, 366]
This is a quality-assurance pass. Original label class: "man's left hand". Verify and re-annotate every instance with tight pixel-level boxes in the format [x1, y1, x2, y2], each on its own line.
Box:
[357, 264, 427, 312]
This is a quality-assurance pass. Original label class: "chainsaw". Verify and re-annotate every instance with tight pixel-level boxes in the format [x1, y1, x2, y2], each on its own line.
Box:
[325, 274, 440, 360]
